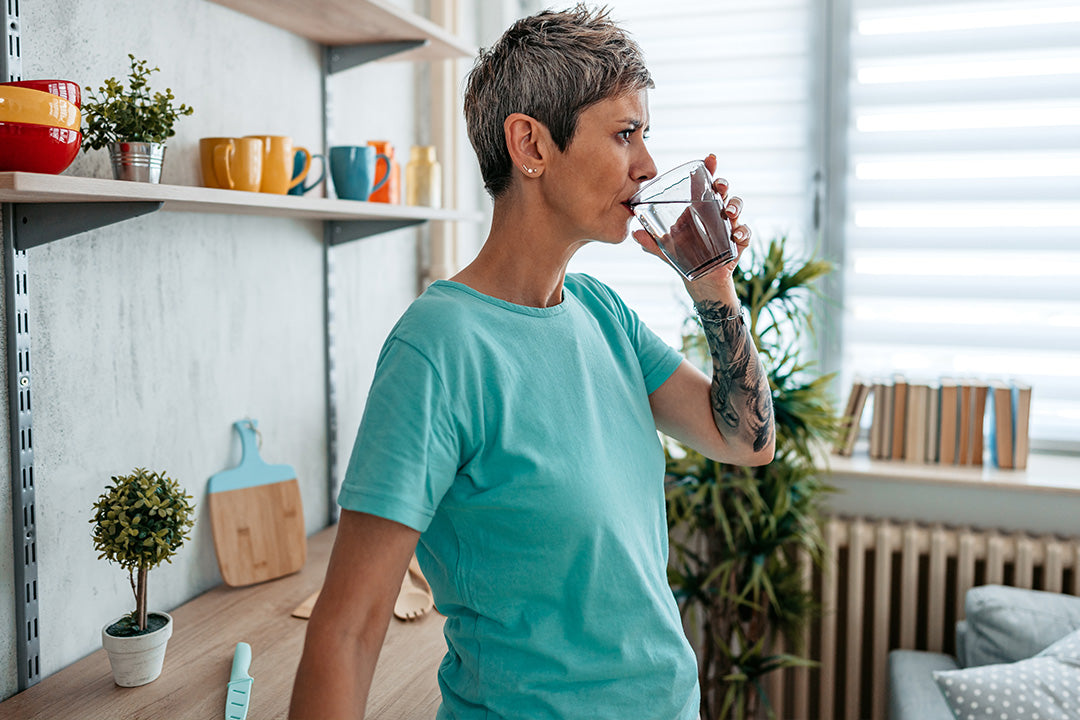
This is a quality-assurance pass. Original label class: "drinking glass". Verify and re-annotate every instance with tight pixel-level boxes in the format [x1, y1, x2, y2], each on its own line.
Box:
[628, 160, 736, 280]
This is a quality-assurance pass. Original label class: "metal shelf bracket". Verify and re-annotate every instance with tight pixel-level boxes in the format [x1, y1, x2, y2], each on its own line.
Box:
[325, 40, 429, 75]
[11, 202, 164, 250]
[327, 218, 426, 245]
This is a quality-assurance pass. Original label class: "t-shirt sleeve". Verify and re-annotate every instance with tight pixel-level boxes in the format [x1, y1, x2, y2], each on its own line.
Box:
[572, 274, 683, 394]
[337, 337, 459, 533]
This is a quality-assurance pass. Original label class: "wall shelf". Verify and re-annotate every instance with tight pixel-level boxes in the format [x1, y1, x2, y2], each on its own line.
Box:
[0, 172, 480, 247]
[208, 0, 474, 63]
[0, 171, 474, 221]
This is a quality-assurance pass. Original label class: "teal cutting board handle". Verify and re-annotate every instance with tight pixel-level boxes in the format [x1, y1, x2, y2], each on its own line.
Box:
[207, 419, 306, 587]
[208, 420, 296, 493]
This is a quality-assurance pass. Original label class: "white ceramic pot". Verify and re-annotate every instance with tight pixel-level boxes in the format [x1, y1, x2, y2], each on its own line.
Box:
[101, 611, 173, 687]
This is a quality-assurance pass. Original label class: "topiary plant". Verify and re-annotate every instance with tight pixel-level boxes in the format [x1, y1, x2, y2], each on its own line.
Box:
[90, 468, 195, 636]
[81, 54, 194, 152]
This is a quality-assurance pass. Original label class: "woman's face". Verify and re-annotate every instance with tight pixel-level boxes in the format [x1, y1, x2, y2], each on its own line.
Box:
[541, 89, 657, 245]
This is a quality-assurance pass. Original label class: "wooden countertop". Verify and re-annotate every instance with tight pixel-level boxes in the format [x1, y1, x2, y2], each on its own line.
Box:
[1, 525, 446, 719]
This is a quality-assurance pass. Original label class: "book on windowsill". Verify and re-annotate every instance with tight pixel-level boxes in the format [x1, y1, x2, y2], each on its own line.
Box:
[904, 383, 929, 464]
[969, 381, 990, 467]
[1013, 382, 1032, 470]
[924, 380, 940, 463]
[835, 378, 871, 457]
[957, 382, 975, 465]
[990, 380, 1014, 469]
[938, 378, 960, 465]
[891, 374, 908, 461]
[870, 378, 890, 460]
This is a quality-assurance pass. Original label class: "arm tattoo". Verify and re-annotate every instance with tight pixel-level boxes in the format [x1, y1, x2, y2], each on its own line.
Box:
[694, 300, 774, 453]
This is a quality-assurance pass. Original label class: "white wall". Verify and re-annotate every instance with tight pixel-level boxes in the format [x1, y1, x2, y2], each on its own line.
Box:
[0, 0, 436, 699]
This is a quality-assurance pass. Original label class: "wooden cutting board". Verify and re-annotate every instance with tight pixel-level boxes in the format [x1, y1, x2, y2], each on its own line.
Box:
[208, 419, 306, 586]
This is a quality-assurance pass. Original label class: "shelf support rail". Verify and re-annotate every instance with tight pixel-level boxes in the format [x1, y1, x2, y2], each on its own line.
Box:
[4, 204, 40, 691]
[2, 0, 41, 692]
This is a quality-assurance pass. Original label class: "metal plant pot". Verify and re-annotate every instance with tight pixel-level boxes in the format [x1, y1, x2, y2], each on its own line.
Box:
[108, 141, 166, 183]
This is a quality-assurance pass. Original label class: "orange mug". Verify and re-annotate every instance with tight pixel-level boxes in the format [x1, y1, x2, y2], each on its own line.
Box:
[200, 137, 263, 192]
[246, 135, 311, 194]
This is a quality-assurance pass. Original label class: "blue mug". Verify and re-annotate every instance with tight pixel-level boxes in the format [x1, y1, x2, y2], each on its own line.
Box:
[288, 149, 326, 196]
[329, 146, 390, 201]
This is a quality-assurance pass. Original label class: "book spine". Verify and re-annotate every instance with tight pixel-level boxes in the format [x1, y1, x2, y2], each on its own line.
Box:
[925, 383, 940, 463]
[1013, 383, 1032, 470]
[891, 376, 908, 460]
[939, 380, 959, 465]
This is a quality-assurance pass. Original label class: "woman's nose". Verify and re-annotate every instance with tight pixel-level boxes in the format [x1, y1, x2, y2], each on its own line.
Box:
[634, 147, 657, 183]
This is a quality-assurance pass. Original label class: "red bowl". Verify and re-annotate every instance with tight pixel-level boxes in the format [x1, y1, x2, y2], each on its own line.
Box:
[0, 79, 81, 108]
[0, 121, 81, 174]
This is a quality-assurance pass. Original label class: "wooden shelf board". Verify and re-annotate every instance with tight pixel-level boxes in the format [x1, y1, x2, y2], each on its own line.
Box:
[208, 0, 474, 61]
[0, 172, 478, 224]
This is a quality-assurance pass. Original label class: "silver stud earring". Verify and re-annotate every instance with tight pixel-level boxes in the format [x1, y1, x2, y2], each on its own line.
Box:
[522, 164, 537, 174]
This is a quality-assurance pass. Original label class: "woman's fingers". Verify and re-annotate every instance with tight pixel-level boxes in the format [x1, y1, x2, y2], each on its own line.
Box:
[632, 228, 660, 254]
[731, 223, 751, 255]
[724, 195, 743, 223]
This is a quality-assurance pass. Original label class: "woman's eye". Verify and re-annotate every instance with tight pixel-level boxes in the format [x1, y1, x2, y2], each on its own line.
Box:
[618, 130, 633, 141]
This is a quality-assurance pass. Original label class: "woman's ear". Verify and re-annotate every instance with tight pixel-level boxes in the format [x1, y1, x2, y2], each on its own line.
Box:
[504, 112, 546, 178]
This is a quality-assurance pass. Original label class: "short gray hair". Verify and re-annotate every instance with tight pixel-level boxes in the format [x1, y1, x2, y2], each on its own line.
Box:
[463, 4, 653, 199]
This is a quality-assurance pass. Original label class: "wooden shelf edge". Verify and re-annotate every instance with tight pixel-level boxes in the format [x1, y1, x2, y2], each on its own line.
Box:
[0, 172, 481, 224]
[208, 0, 475, 61]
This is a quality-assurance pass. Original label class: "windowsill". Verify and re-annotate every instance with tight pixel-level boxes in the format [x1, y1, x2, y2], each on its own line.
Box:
[820, 444, 1080, 496]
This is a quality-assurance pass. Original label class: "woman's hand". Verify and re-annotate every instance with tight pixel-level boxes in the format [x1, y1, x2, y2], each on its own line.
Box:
[631, 153, 752, 285]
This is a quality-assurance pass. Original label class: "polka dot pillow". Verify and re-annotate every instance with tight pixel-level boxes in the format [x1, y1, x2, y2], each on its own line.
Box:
[933, 626, 1080, 720]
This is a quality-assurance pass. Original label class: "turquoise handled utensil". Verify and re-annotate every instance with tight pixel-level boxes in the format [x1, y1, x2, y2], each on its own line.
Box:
[225, 641, 253, 720]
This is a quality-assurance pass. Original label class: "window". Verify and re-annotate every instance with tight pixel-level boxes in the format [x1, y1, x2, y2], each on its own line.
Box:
[564, 0, 1080, 452]
[840, 0, 1080, 450]
[568, 0, 820, 346]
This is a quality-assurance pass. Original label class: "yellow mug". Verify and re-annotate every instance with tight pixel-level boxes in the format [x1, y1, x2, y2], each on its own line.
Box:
[199, 137, 232, 189]
[246, 135, 311, 194]
[200, 137, 263, 192]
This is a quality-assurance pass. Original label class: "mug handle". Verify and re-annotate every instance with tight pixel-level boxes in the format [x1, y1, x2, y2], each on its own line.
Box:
[288, 147, 312, 190]
[302, 154, 327, 193]
[370, 153, 391, 195]
[213, 143, 235, 190]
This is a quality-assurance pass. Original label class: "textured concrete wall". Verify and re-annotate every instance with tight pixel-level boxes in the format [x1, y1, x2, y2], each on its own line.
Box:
[0, 0, 430, 698]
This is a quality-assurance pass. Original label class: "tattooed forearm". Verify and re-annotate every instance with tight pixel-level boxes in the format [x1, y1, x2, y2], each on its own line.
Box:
[695, 300, 774, 453]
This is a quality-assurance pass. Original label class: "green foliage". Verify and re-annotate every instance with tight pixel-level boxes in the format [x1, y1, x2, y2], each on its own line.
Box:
[90, 468, 194, 634]
[665, 238, 844, 719]
[81, 54, 194, 151]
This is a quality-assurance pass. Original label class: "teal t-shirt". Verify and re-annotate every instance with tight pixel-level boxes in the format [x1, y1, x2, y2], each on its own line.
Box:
[338, 273, 699, 720]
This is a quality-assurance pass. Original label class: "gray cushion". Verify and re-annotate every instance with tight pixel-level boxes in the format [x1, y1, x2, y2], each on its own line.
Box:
[934, 627, 1080, 720]
[889, 649, 959, 720]
[963, 585, 1080, 668]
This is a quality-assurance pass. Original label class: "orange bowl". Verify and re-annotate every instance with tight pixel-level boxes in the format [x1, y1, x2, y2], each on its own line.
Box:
[0, 85, 80, 130]
[0, 121, 80, 174]
[0, 79, 81, 107]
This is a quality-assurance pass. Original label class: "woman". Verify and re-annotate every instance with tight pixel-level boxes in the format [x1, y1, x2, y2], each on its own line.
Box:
[290, 6, 774, 719]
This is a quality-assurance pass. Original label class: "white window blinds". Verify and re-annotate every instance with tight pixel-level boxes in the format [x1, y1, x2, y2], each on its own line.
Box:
[840, 0, 1080, 449]
[568, 0, 820, 347]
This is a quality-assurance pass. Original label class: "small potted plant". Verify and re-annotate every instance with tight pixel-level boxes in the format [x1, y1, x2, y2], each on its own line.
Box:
[81, 54, 194, 183]
[90, 467, 195, 687]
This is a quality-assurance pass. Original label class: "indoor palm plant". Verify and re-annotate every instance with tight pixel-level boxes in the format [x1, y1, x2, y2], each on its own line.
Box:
[665, 237, 844, 719]
[81, 54, 194, 183]
[90, 467, 195, 686]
